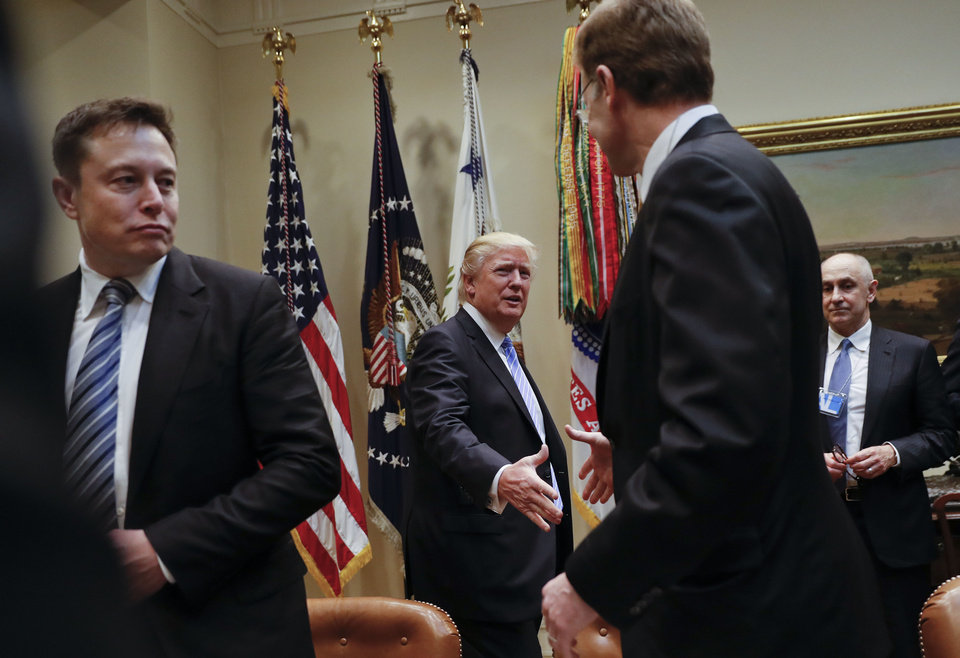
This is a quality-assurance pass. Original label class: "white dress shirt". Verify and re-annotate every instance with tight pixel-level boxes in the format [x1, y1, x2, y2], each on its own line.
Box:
[461, 303, 558, 514]
[65, 250, 174, 579]
[639, 104, 719, 202]
[823, 319, 900, 470]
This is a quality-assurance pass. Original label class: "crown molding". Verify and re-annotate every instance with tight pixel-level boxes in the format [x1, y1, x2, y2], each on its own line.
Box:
[159, 0, 550, 48]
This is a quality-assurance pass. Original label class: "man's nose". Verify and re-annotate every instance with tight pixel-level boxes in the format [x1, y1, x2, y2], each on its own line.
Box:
[140, 181, 163, 213]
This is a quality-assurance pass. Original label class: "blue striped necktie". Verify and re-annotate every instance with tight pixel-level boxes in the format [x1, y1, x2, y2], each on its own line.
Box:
[501, 336, 562, 511]
[827, 338, 853, 450]
[64, 278, 135, 529]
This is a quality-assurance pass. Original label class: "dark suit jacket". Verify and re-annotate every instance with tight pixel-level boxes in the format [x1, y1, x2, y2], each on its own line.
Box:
[942, 319, 960, 429]
[404, 308, 573, 622]
[819, 326, 958, 567]
[44, 248, 341, 658]
[563, 114, 889, 657]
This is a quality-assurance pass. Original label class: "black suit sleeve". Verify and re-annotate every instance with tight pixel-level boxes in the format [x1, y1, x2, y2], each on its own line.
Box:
[942, 320, 960, 430]
[889, 340, 958, 471]
[406, 325, 511, 506]
[144, 276, 341, 602]
[567, 151, 794, 617]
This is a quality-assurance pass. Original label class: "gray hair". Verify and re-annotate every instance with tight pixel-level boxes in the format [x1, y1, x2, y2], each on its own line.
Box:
[822, 252, 874, 285]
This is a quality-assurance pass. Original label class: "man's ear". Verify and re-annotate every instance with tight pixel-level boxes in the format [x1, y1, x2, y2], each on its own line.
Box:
[462, 274, 476, 301]
[867, 279, 879, 303]
[595, 64, 617, 105]
[51, 176, 79, 220]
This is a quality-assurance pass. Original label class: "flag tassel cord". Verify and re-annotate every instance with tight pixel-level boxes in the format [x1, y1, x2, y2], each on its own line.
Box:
[372, 63, 402, 386]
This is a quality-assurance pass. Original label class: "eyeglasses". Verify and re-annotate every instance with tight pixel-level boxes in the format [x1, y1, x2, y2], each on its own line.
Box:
[831, 445, 863, 484]
[576, 78, 596, 126]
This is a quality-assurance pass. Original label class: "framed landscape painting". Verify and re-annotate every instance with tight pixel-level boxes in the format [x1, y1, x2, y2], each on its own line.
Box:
[740, 104, 960, 353]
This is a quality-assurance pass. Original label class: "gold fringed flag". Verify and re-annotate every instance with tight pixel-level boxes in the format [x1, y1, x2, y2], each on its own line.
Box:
[556, 25, 641, 526]
[362, 64, 441, 558]
[263, 80, 371, 595]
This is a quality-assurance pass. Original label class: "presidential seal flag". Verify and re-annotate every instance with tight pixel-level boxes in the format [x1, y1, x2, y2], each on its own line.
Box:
[263, 80, 371, 595]
[362, 65, 441, 555]
[556, 25, 640, 526]
[442, 47, 501, 321]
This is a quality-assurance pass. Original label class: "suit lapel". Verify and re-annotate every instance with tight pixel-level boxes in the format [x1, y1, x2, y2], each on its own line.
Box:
[455, 309, 540, 435]
[862, 328, 894, 445]
[49, 271, 82, 410]
[128, 249, 209, 501]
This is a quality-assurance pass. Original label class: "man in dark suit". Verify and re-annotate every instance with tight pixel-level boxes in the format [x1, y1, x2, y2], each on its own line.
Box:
[942, 320, 960, 428]
[404, 232, 573, 658]
[541, 1, 889, 656]
[820, 252, 957, 658]
[44, 98, 341, 657]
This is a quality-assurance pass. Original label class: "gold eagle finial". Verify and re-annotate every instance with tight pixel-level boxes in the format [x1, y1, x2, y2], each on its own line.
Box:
[359, 10, 394, 64]
[261, 27, 296, 80]
[446, 1, 483, 49]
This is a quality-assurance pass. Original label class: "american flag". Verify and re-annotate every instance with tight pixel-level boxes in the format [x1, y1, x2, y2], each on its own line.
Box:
[362, 66, 440, 556]
[263, 80, 371, 596]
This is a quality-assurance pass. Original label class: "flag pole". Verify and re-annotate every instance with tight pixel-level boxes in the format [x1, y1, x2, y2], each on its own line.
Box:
[261, 26, 296, 81]
[445, 1, 484, 49]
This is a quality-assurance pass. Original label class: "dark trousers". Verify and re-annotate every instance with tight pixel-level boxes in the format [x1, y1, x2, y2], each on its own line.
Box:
[847, 501, 929, 658]
[454, 616, 543, 658]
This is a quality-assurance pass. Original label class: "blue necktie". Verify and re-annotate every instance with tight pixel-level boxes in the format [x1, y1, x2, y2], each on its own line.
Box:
[827, 338, 853, 451]
[64, 279, 135, 529]
[501, 336, 562, 511]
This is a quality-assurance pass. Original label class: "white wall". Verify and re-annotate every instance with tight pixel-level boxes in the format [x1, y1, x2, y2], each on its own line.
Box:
[9, 0, 959, 598]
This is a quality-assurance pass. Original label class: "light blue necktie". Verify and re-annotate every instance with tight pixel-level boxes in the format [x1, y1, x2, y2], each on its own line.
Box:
[827, 338, 853, 451]
[501, 336, 562, 511]
[64, 279, 135, 529]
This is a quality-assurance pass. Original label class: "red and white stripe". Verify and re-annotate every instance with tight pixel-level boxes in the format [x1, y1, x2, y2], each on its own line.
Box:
[294, 295, 371, 596]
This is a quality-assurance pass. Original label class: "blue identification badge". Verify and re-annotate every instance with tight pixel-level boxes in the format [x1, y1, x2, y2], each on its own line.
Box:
[818, 387, 846, 417]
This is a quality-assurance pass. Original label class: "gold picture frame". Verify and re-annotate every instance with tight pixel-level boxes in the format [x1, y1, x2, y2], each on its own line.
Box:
[738, 103, 960, 155]
[736, 103, 960, 354]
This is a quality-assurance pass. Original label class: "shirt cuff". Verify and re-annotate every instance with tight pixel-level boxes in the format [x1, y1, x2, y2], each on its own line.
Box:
[487, 464, 510, 514]
[157, 554, 176, 584]
[883, 441, 901, 467]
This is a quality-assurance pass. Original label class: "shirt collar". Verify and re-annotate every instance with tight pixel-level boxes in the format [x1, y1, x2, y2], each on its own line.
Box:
[462, 302, 507, 350]
[77, 249, 167, 320]
[640, 104, 719, 202]
[827, 319, 872, 353]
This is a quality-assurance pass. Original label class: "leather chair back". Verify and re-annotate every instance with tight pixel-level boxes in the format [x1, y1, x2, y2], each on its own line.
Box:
[574, 617, 622, 658]
[307, 596, 460, 657]
[920, 576, 960, 658]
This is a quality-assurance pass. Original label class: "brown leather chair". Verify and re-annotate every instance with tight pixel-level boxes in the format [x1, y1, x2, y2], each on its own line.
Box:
[919, 576, 960, 658]
[573, 617, 622, 658]
[307, 596, 460, 657]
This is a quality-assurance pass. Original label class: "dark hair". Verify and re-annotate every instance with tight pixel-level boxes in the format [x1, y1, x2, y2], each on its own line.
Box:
[52, 97, 176, 182]
[576, 0, 713, 106]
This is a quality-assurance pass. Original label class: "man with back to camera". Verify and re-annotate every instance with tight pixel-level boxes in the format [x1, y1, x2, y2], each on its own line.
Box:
[820, 252, 956, 658]
[404, 231, 573, 658]
[540, 1, 890, 656]
[43, 97, 341, 657]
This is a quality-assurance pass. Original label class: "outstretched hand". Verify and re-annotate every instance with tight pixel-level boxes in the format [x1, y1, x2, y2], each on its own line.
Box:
[565, 425, 613, 504]
[498, 444, 562, 531]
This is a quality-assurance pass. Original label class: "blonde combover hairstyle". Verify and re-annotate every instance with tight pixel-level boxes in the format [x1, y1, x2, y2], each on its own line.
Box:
[576, 0, 713, 106]
[457, 232, 539, 304]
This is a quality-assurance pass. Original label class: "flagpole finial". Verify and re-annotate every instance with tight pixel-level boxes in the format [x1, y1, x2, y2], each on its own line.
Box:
[262, 27, 296, 80]
[565, 0, 599, 23]
[445, 1, 483, 49]
[359, 10, 394, 65]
